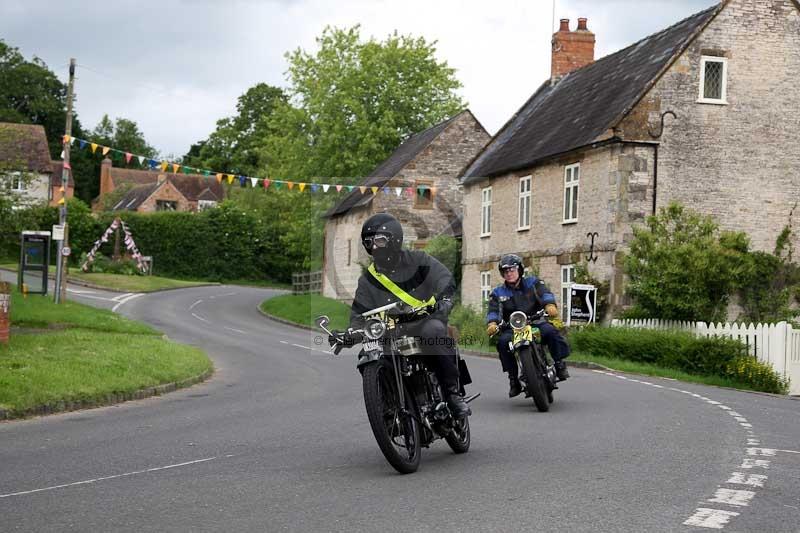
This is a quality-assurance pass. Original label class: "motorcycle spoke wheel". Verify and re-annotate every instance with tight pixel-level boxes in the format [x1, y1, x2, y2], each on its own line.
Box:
[363, 361, 421, 474]
[519, 345, 550, 412]
[444, 414, 471, 454]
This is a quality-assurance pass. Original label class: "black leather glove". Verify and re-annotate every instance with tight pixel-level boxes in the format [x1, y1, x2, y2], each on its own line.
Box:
[328, 330, 363, 347]
[430, 298, 454, 317]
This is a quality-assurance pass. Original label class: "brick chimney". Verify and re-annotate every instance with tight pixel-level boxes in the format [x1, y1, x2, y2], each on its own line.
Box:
[99, 157, 114, 196]
[551, 17, 595, 81]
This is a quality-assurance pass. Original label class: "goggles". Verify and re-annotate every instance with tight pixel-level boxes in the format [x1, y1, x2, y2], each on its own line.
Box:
[500, 265, 518, 274]
[363, 233, 391, 249]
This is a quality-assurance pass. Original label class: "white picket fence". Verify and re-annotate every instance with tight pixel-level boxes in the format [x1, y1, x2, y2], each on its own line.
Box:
[610, 319, 800, 395]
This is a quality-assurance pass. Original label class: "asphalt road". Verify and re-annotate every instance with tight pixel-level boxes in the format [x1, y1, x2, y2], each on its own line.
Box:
[1, 282, 799, 532]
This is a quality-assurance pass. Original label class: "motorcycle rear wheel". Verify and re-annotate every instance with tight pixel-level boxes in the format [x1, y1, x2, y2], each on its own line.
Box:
[362, 360, 422, 474]
[519, 345, 549, 412]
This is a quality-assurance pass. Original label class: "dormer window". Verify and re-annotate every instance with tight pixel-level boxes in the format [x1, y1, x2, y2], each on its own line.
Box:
[698, 56, 728, 104]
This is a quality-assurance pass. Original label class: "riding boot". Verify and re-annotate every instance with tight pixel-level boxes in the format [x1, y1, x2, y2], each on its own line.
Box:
[555, 360, 570, 381]
[508, 375, 522, 398]
[445, 385, 471, 418]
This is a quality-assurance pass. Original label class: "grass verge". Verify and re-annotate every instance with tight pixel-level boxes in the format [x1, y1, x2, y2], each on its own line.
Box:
[260, 293, 350, 330]
[568, 351, 775, 393]
[0, 285, 213, 416]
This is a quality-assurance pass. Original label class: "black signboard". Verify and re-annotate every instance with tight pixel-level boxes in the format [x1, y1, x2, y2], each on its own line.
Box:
[568, 283, 597, 325]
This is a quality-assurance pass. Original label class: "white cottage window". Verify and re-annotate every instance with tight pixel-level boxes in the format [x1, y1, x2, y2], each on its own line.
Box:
[563, 163, 579, 224]
[481, 186, 492, 237]
[480, 271, 492, 302]
[698, 56, 728, 104]
[518, 175, 531, 230]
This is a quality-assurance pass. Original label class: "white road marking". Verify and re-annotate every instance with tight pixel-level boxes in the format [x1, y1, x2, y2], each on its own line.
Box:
[718, 405, 731, 410]
[708, 488, 755, 507]
[280, 340, 289, 344]
[216, 292, 238, 297]
[112, 293, 144, 312]
[734, 417, 748, 422]
[290, 343, 330, 355]
[744, 448, 780, 457]
[189, 299, 203, 310]
[0, 457, 218, 499]
[740, 423, 753, 428]
[71, 293, 117, 302]
[707, 400, 721, 405]
[727, 473, 767, 487]
[728, 411, 742, 417]
[775, 449, 800, 455]
[683, 508, 739, 529]
[191, 313, 209, 323]
[223, 327, 247, 334]
[66, 288, 97, 294]
[747, 439, 760, 445]
[111, 292, 134, 302]
[740, 458, 770, 469]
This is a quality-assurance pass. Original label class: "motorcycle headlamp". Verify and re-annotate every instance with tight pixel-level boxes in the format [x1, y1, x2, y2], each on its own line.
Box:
[364, 318, 387, 340]
[509, 311, 528, 330]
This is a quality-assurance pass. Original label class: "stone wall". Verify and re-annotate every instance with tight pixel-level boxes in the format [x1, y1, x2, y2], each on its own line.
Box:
[138, 181, 190, 213]
[620, 0, 800, 253]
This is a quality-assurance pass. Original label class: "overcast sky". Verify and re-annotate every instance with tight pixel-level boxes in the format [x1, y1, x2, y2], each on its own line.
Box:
[2, 0, 717, 160]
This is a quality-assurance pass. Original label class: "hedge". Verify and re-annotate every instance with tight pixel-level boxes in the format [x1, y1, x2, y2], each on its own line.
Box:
[570, 326, 789, 394]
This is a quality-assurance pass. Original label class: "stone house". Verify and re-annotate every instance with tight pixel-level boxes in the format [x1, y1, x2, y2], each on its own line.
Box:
[460, 0, 800, 320]
[97, 158, 224, 213]
[322, 110, 490, 302]
[0, 123, 73, 207]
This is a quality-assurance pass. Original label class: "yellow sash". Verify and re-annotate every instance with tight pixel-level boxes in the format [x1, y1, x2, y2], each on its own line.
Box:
[367, 263, 436, 308]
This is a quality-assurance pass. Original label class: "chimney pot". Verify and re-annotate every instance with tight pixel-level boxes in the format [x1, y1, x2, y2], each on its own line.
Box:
[559, 18, 570, 32]
[551, 15, 596, 81]
[577, 18, 588, 31]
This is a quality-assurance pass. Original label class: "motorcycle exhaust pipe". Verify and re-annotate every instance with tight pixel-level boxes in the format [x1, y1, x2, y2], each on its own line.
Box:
[464, 392, 481, 403]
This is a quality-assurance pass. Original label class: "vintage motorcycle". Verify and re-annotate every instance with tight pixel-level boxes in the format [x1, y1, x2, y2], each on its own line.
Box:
[316, 301, 478, 474]
[497, 308, 558, 412]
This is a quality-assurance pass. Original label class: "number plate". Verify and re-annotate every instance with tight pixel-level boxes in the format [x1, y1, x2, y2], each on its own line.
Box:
[362, 340, 380, 352]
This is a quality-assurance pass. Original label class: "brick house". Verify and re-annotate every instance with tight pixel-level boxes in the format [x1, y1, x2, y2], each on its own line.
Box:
[97, 157, 224, 213]
[322, 110, 490, 302]
[0, 123, 73, 207]
[460, 0, 800, 320]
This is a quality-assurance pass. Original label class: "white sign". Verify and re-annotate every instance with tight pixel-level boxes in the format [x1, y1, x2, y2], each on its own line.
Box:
[0, 293, 9, 314]
[62, 247, 71, 257]
[52, 225, 65, 241]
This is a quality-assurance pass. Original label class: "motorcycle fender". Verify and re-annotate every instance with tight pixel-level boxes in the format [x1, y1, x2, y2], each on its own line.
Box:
[458, 358, 473, 386]
[356, 349, 382, 369]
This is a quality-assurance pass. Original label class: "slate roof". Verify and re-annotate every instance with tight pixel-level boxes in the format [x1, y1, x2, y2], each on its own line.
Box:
[113, 182, 162, 211]
[462, 4, 721, 183]
[0, 123, 53, 174]
[323, 110, 472, 218]
[108, 166, 224, 202]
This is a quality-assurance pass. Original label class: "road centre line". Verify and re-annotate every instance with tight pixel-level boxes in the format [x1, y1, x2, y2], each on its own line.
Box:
[191, 313, 209, 323]
[0, 457, 218, 499]
[224, 327, 247, 334]
[112, 293, 144, 312]
[111, 292, 134, 302]
[189, 299, 203, 310]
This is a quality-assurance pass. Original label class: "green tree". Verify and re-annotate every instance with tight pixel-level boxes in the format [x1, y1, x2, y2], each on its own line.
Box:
[184, 83, 286, 176]
[262, 25, 465, 182]
[624, 202, 750, 322]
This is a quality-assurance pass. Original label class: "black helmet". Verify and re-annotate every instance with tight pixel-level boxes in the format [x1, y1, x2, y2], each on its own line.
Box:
[361, 213, 403, 255]
[498, 253, 524, 277]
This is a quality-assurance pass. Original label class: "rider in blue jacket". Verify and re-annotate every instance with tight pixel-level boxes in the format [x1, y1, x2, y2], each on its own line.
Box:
[485, 254, 570, 397]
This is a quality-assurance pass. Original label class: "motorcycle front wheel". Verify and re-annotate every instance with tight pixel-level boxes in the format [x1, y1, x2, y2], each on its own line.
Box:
[362, 360, 421, 474]
[519, 345, 549, 412]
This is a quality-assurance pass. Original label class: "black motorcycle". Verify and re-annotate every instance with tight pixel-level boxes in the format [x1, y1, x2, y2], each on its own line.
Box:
[498, 308, 558, 412]
[317, 301, 478, 474]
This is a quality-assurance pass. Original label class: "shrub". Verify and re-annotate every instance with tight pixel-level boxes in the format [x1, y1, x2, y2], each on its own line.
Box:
[569, 326, 696, 364]
[449, 303, 491, 348]
[724, 356, 790, 395]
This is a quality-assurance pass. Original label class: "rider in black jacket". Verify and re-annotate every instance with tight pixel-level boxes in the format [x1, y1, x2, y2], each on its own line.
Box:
[336, 212, 470, 418]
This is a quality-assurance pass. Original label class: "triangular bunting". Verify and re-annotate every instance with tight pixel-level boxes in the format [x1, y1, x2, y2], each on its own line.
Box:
[336, 185, 343, 193]
[172, 163, 180, 173]
[79, 140, 87, 150]
[91, 143, 98, 153]
[322, 184, 330, 193]
[227, 174, 234, 184]
[263, 179, 271, 189]
[138, 155, 145, 165]
[102, 146, 110, 156]
[250, 177, 258, 187]
[395, 187, 402, 196]
[371, 186, 379, 194]
[299, 183, 306, 192]
[288, 181, 295, 190]
[359, 186, 366, 194]
[125, 152, 132, 164]
[216, 173, 223, 183]
[160, 161, 169, 172]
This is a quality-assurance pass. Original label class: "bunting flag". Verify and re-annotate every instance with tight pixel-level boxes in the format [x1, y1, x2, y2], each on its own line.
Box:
[65, 134, 442, 198]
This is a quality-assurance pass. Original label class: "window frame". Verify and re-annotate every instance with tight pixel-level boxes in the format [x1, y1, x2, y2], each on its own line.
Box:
[562, 163, 580, 224]
[413, 179, 435, 210]
[698, 55, 728, 105]
[480, 186, 492, 237]
[156, 199, 178, 212]
[518, 175, 532, 231]
[561, 264, 576, 321]
[480, 271, 492, 302]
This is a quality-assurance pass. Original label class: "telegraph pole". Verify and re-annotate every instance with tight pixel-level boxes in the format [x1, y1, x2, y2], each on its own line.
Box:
[54, 58, 75, 304]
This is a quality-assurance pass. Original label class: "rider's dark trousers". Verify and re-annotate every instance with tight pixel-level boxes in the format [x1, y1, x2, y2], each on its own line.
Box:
[496, 322, 570, 378]
[399, 318, 460, 391]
